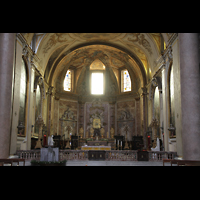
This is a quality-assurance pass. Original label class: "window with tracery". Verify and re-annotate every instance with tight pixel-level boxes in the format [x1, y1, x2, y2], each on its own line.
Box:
[121, 69, 131, 92]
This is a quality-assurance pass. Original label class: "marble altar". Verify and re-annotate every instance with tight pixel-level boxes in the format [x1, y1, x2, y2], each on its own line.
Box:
[40, 147, 59, 162]
[81, 146, 111, 150]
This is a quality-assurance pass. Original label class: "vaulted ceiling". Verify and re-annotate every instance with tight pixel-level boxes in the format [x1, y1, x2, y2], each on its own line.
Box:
[22, 33, 171, 86]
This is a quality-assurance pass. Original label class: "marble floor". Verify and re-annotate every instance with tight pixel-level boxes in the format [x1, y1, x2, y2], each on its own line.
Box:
[2, 160, 174, 166]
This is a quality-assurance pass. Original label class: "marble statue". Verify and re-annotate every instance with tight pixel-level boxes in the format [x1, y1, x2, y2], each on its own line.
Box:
[48, 135, 54, 146]
[151, 138, 160, 151]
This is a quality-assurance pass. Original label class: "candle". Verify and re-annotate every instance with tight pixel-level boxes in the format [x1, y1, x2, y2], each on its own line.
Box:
[121, 141, 122, 146]
[118, 140, 119, 145]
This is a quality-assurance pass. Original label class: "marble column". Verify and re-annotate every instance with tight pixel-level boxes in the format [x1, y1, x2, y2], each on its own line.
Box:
[0, 33, 16, 158]
[179, 33, 200, 160]
[47, 86, 53, 137]
[141, 87, 148, 149]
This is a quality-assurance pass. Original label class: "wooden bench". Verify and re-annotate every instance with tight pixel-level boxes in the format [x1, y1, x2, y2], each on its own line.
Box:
[163, 159, 200, 166]
[0, 159, 25, 166]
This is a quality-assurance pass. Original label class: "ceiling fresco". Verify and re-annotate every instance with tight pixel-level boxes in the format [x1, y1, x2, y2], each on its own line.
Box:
[22, 33, 171, 85]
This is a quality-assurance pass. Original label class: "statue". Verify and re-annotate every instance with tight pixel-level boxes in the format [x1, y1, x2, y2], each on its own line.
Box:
[48, 135, 54, 146]
[110, 127, 114, 138]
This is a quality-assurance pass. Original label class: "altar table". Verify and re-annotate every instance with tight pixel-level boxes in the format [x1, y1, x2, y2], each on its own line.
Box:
[81, 146, 111, 151]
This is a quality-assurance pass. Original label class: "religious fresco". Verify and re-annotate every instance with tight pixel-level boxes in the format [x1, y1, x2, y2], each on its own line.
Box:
[58, 100, 78, 135]
[73, 33, 122, 40]
[117, 101, 135, 140]
[85, 101, 109, 138]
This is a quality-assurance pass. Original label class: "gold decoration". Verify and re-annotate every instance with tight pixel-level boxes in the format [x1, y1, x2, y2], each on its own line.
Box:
[93, 118, 101, 129]
[90, 127, 94, 138]
[110, 127, 114, 138]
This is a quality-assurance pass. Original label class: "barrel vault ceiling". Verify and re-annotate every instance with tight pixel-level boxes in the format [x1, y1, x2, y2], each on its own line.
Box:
[22, 33, 171, 86]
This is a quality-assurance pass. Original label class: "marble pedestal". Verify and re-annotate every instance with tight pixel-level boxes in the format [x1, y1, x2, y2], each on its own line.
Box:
[40, 147, 59, 162]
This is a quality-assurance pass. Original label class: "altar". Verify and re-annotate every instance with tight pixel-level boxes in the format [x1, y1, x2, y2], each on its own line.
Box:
[81, 146, 111, 151]
[87, 140, 108, 146]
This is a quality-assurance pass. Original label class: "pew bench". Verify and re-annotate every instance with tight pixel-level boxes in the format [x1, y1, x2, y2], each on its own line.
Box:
[0, 159, 25, 166]
[163, 159, 200, 166]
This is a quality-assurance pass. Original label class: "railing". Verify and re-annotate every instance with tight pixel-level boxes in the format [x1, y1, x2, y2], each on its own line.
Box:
[59, 150, 88, 161]
[16, 150, 41, 160]
[105, 150, 138, 161]
[148, 151, 177, 161]
[16, 150, 177, 162]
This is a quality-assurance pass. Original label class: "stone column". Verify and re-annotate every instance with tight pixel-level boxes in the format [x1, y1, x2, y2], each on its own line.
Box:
[0, 33, 16, 158]
[179, 33, 200, 160]
[135, 97, 141, 136]
[47, 86, 53, 137]
[141, 87, 148, 149]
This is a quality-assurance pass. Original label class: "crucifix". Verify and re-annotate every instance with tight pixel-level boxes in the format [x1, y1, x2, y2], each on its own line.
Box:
[66, 125, 71, 139]
[65, 125, 71, 149]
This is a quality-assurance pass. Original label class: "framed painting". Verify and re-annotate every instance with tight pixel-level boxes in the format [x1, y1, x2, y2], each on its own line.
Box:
[93, 118, 101, 129]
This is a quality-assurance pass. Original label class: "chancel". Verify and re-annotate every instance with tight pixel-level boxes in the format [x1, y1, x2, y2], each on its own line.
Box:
[1, 33, 200, 166]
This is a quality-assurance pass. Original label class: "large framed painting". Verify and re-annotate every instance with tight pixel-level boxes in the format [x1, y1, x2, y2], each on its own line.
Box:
[93, 118, 101, 129]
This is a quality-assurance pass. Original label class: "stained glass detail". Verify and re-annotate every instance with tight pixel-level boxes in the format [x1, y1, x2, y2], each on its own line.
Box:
[122, 70, 131, 92]
[64, 70, 71, 91]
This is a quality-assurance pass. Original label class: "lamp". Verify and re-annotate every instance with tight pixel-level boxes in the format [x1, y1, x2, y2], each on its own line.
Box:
[17, 121, 25, 136]
[168, 124, 176, 137]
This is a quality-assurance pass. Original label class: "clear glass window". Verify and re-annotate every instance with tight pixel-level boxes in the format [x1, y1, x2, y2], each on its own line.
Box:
[91, 72, 104, 95]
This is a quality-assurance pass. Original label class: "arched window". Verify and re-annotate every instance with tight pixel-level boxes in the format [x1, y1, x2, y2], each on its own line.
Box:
[64, 69, 73, 92]
[90, 59, 105, 95]
[121, 69, 131, 92]
[18, 59, 27, 136]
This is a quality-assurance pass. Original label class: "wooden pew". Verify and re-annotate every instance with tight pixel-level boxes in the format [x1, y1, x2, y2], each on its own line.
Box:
[163, 159, 200, 166]
[0, 159, 25, 166]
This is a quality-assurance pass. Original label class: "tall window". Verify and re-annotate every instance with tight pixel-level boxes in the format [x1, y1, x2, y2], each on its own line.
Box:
[90, 59, 105, 95]
[64, 70, 72, 91]
[121, 69, 131, 92]
[18, 59, 27, 136]
[91, 72, 104, 94]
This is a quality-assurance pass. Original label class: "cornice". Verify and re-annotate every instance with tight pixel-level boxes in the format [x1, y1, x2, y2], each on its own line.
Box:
[17, 33, 40, 64]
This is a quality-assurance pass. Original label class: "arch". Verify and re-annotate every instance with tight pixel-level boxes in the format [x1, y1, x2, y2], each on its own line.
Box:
[49, 42, 147, 88]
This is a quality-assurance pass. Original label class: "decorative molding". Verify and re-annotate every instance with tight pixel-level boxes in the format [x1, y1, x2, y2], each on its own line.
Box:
[127, 33, 153, 55]
[168, 33, 178, 46]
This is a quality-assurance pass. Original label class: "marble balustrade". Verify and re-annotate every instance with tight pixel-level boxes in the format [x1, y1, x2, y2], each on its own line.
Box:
[16, 150, 177, 162]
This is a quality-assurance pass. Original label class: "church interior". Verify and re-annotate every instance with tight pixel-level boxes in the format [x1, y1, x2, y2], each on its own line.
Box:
[0, 33, 200, 166]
